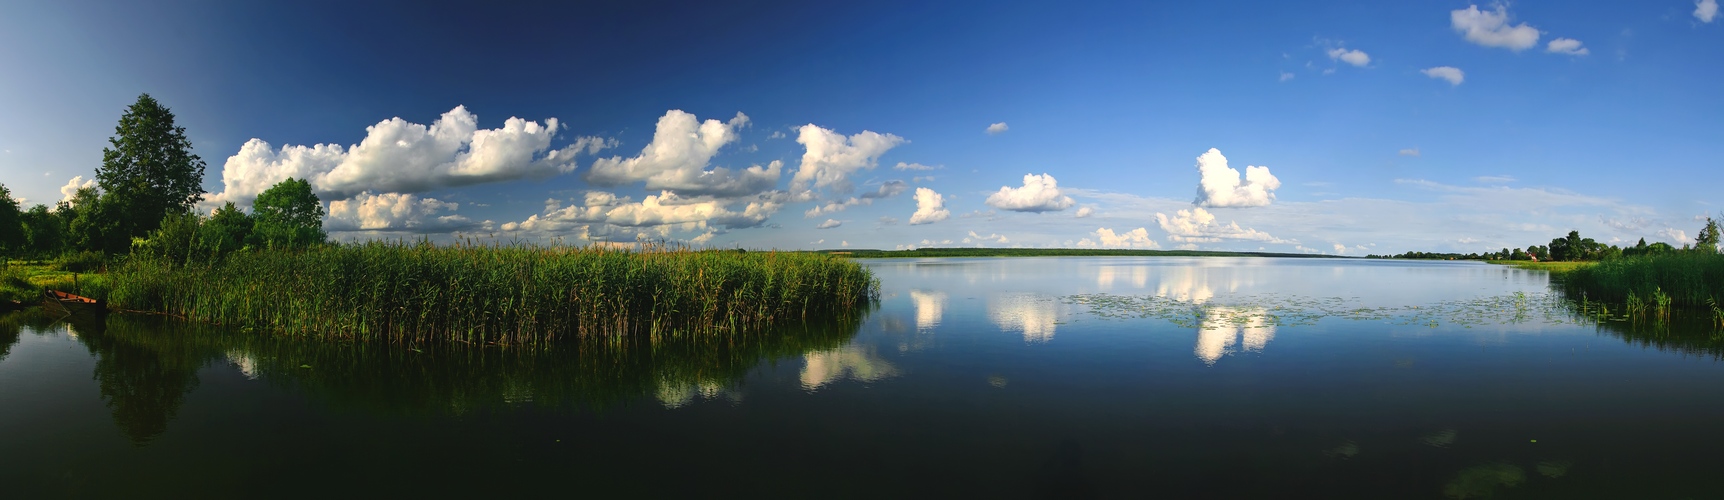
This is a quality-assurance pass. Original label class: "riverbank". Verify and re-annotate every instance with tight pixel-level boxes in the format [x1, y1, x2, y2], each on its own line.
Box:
[1485, 260, 1594, 273]
[105, 241, 877, 345]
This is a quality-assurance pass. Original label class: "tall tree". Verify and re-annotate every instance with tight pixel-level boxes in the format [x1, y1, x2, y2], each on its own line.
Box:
[1696, 217, 1721, 253]
[95, 94, 207, 253]
[0, 183, 22, 255]
[20, 205, 66, 257]
[200, 202, 253, 258]
[251, 178, 325, 249]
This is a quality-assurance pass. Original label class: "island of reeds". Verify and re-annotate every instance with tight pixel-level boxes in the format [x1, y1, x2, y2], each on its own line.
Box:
[106, 241, 876, 345]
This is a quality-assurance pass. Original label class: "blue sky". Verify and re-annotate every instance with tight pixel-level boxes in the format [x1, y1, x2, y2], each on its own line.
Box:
[2, 1, 1720, 254]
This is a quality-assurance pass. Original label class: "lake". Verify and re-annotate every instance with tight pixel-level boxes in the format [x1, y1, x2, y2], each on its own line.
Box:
[3, 257, 1722, 498]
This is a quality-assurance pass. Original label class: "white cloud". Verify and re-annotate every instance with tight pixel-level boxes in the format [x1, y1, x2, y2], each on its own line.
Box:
[790, 125, 906, 195]
[586, 110, 778, 197]
[909, 187, 950, 225]
[1474, 175, 1516, 184]
[1450, 5, 1540, 51]
[1193, 148, 1280, 208]
[500, 189, 782, 243]
[967, 231, 1009, 244]
[803, 180, 908, 217]
[1332, 243, 1348, 254]
[59, 175, 96, 204]
[326, 191, 481, 233]
[1080, 227, 1159, 248]
[1074, 206, 1094, 218]
[1698, 0, 1719, 23]
[1399, 148, 1422, 156]
[1155, 207, 1290, 243]
[893, 162, 938, 171]
[817, 219, 842, 229]
[984, 173, 1075, 213]
[215, 106, 603, 205]
[1278, 72, 1295, 82]
[1545, 38, 1589, 56]
[1421, 66, 1465, 86]
[1657, 228, 1690, 244]
[1326, 48, 1371, 67]
[767, 130, 786, 140]
[986, 122, 1009, 135]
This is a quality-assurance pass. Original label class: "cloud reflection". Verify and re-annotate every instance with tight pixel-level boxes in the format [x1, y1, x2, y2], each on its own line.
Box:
[801, 345, 898, 391]
[909, 289, 948, 332]
[990, 294, 1063, 343]
[1194, 306, 1276, 365]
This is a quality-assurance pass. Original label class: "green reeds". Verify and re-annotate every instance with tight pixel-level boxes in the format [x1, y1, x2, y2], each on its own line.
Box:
[107, 240, 877, 345]
[1561, 252, 1724, 310]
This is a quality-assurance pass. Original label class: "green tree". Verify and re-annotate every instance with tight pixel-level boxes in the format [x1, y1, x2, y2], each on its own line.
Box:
[1696, 217, 1720, 254]
[251, 178, 325, 249]
[200, 202, 253, 258]
[94, 94, 207, 253]
[63, 187, 116, 253]
[0, 183, 22, 255]
[20, 204, 66, 257]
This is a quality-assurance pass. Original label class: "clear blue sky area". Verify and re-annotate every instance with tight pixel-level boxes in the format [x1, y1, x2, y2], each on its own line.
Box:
[2, 0, 1719, 253]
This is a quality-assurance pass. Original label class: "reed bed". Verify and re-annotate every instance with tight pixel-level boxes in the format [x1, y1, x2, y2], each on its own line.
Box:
[1560, 252, 1724, 309]
[107, 240, 877, 345]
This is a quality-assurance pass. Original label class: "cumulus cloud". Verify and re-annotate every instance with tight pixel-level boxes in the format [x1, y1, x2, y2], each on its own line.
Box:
[1421, 66, 1465, 86]
[967, 231, 1009, 244]
[1074, 206, 1094, 218]
[1657, 228, 1690, 244]
[1399, 148, 1422, 156]
[214, 106, 603, 205]
[1078, 227, 1159, 248]
[1326, 48, 1371, 67]
[325, 192, 483, 233]
[986, 122, 1009, 135]
[790, 125, 906, 195]
[1545, 38, 1589, 56]
[984, 173, 1075, 213]
[817, 219, 842, 229]
[585, 110, 779, 197]
[1698, 0, 1719, 23]
[1450, 5, 1540, 51]
[803, 180, 908, 217]
[500, 190, 782, 243]
[1193, 148, 1280, 208]
[59, 175, 97, 204]
[1155, 207, 1290, 243]
[893, 162, 938, 171]
[909, 187, 949, 225]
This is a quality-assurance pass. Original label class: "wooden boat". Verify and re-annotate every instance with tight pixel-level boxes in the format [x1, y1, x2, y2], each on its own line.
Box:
[42, 290, 106, 315]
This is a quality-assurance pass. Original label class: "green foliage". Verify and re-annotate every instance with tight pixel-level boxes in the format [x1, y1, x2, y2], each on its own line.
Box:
[55, 250, 107, 273]
[62, 186, 118, 253]
[1696, 217, 1720, 254]
[251, 178, 325, 249]
[92, 94, 206, 252]
[0, 183, 22, 255]
[107, 241, 878, 345]
[20, 204, 67, 257]
[135, 212, 203, 266]
[1562, 252, 1724, 308]
[200, 202, 252, 258]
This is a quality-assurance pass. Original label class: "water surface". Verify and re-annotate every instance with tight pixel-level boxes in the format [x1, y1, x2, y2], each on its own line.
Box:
[3, 257, 1722, 498]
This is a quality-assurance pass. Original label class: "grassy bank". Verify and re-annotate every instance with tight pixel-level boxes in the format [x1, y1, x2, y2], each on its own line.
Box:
[107, 241, 877, 345]
[1485, 260, 1595, 273]
[1558, 252, 1724, 309]
[1, 255, 109, 303]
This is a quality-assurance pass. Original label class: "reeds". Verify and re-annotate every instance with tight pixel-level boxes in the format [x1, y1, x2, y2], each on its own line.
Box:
[1560, 252, 1724, 310]
[107, 240, 877, 345]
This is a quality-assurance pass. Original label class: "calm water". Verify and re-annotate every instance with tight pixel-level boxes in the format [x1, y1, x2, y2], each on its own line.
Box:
[3, 257, 1723, 498]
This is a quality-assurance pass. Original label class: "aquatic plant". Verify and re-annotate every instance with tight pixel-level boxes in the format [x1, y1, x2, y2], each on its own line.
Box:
[106, 240, 877, 345]
[1561, 252, 1724, 309]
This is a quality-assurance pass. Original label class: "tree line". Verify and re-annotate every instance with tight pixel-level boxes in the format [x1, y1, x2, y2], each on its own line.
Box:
[0, 94, 326, 263]
[1368, 220, 1721, 262]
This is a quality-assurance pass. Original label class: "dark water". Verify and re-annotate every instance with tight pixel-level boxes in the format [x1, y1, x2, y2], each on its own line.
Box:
[3, 257, 1723, 498]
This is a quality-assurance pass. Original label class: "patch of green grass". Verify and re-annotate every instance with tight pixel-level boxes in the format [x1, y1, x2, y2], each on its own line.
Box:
[107, 240, 878, 345]
[1485, 260, 1594, 273]
[1, 260, 107, 303]
[1560, 252, 1724, 308]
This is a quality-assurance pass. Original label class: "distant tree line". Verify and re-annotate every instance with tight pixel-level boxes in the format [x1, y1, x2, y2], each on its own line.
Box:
[1368, 221, 1720, 262]
[0, 94, 326, 264]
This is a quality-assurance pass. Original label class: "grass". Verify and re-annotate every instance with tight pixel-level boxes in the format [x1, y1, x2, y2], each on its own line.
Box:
[1558, 252, 1724, 308]
[1485, 260, 1595, 273]
[106, 240, 877, 345]
[1, 258, 110, 303]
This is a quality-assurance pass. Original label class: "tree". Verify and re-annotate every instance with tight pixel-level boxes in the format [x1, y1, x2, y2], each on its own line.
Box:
[200, 202, 253, 258]
[94, 94, 207, 253]
[251, 178, 325, 249]
[63, 187, 116, 253]
[20, 204, 66, 257]
[1696, 217, 1720, 254]
[0, 183, 22, 255]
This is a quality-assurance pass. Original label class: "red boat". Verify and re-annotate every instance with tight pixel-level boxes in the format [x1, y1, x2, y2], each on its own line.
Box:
[42, 290, 106, 315]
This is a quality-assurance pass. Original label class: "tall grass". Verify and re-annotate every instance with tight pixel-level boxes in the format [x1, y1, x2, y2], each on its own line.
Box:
[1560, 252, 1724, 308]
[107, 240, 877, 345]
